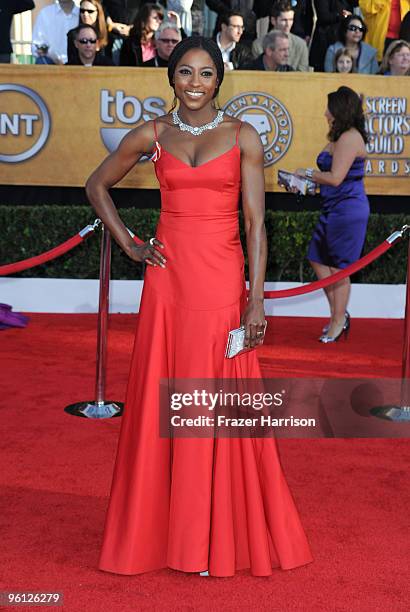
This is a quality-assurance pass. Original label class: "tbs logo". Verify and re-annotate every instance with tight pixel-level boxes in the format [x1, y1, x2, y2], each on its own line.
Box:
[100, 90, 167, 157]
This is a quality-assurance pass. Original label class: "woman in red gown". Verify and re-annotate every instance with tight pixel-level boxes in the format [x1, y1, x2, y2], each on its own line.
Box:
[86, 36, 313, 577]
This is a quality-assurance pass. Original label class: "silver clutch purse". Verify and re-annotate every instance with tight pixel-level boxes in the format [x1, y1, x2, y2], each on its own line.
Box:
[278, 169, 317, 196]
[225, 322, 267, 359]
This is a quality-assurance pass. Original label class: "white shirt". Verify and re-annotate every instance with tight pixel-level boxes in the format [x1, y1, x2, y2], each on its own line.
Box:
[32, 1, 79, 64]
[216, 32, 236, 71]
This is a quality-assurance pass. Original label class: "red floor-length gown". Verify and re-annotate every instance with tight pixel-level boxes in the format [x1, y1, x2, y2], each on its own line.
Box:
[99, 121, 313, 576]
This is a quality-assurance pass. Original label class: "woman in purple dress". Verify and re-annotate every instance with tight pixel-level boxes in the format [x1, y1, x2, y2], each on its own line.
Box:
[295, 86, 369, 343]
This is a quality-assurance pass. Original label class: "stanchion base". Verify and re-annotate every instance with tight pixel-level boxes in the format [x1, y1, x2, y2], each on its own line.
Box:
[64, 401, 124, 419]
[370, 406, 410, 422]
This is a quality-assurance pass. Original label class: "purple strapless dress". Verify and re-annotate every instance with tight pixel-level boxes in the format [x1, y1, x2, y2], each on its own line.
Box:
[307, 151, 370, 269]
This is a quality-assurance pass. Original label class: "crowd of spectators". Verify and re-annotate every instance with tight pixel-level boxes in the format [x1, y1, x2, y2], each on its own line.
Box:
[1, 0, 410, 74]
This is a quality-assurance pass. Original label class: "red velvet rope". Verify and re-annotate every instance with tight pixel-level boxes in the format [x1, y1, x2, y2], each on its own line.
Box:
[261, 241, 393, 299]
[131, 234, 395, 299]
[0, 228, 397, 300]
[0, 228, 94, 276]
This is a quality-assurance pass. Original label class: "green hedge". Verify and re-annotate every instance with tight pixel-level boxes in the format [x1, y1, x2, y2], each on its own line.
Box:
[0, 206, 407, 283]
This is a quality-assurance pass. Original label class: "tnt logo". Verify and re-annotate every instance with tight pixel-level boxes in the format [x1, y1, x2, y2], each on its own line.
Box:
[0, 84, 51, 163]
[223, 92, 293, 167]
[100, 89, 166, 155]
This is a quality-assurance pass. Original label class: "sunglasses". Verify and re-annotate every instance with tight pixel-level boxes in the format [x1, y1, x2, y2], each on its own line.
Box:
[347, 24, 364, 33]
[78, 37, 97, 44]
[158, 38, 179, 44]
[80, 8, 97, 14]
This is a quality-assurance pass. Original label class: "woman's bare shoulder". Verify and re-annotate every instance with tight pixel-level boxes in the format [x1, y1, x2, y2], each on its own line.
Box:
[337, 128, 367, 154]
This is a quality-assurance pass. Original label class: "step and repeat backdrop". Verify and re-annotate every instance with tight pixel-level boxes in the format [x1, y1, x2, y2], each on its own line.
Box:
[0, 66, 409, 195]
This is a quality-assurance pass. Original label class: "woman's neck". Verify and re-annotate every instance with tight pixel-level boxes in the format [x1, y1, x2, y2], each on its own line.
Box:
[390, 66, 407, 75]
[176, 104, 219, 127]
[141, 28, 154, 43]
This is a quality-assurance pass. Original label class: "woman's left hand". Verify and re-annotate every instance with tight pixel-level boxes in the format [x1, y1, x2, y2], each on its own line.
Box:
[241, 298, 266, 348]
[295, 168, 306, 177]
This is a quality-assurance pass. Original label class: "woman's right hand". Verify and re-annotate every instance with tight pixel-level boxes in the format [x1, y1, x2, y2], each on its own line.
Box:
[124, 238, 167, 268]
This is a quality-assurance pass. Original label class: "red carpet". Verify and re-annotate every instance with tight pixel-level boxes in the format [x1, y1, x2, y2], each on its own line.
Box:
[1, 315, 409, 611]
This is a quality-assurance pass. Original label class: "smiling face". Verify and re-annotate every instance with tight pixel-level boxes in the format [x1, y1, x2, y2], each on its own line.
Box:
[173, 48, 218, 110]
[389, 44, 410, 75]
[80, 1, 98, 26]
[345, 19, 364, 45]
[336, 53, 353, 73]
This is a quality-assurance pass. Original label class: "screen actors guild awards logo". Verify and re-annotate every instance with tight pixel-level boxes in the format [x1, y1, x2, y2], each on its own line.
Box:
[223, 92, 293, 167]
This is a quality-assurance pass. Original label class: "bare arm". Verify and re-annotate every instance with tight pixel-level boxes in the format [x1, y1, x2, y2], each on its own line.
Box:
[297, 130, 366, 187]
[86, 122, 166, 267]
[239, 122, 267, 347]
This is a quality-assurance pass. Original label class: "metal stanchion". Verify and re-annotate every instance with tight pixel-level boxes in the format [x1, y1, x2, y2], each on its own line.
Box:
[371, 226, 410, 422]
[65, 225, 124, 419]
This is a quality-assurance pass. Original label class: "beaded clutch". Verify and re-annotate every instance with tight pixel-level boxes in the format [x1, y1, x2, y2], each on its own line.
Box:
[278, 170, 317, 196]
[225, 322, 267, 359]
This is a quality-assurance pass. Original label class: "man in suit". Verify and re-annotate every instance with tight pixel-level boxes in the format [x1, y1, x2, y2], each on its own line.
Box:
[0, 0, 34, 63]
[252, 0, 309, 70]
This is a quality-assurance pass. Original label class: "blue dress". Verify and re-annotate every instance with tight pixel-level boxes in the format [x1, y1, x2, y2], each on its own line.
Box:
[307, 151, 370, 269]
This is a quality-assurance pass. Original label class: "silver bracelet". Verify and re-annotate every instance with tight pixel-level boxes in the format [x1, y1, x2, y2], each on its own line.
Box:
[305, 168, 314, 179]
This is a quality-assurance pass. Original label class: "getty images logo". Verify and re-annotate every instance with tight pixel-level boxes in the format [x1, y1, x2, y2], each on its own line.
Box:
[100, 90, 166, 155]
[0, 84, 51, 163]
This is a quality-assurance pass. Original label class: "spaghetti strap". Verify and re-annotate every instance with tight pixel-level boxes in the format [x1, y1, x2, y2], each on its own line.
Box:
[151, 119, 162, 163]
[235, 121, 242, 146]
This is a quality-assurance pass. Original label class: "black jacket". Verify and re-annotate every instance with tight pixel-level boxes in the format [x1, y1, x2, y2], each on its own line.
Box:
[66, 54, 114, 66]
[229, 42, 253, 69]
[0, 0, 34, 54]
[120, 36, 144, 65]
[102, 0, 145, 24]
[213, 37, 253, 69]
[309, 0, 358, 71]
[142, 54, 168, 67]
[245, 54, 294, 71]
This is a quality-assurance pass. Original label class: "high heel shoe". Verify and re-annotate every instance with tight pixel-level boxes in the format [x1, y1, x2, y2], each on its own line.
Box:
[319, 313, 350, 343]
[322, 310, 350, 334]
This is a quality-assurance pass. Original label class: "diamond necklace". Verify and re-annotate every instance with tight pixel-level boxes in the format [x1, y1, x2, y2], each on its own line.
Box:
[172, 110, 224, 136]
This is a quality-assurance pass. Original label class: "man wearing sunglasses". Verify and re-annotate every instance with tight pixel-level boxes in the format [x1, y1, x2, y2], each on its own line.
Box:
[67, 24, 114, 65]
[143, 21, 182, 67]
[32, 0, 79, 64]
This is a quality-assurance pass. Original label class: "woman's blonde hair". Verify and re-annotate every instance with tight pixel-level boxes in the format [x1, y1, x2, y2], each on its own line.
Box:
[379, 39, 410, 74]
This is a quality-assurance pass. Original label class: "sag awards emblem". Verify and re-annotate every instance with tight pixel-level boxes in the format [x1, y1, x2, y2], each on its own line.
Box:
[223, 92, 293, 167]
